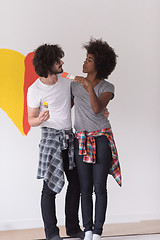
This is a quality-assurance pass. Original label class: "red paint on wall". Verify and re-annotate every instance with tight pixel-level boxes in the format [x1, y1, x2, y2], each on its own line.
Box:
[23, 52, 38, 135]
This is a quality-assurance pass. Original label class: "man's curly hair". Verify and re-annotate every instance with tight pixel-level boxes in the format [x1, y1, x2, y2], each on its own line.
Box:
[83, 38, 117, 79]
[33, 44, 64, 78]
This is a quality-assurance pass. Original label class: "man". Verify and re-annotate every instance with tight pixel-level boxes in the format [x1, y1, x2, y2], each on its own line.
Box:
[27, 44, 84, 240]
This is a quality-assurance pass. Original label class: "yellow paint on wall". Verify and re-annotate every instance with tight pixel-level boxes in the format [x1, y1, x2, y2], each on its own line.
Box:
[0, 49, 25, 135]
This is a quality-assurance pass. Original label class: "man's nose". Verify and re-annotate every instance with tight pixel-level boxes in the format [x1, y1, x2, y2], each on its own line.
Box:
[61, 60, 64, 65]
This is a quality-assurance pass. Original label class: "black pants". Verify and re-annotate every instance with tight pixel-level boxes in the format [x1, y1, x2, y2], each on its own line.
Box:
[41, 149, 81, 240]
[74, 135, 112, 236]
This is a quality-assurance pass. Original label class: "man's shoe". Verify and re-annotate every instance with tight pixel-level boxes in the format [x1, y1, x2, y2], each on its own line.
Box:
[69, 230, 85, 239]
[49, 235, 63, 240]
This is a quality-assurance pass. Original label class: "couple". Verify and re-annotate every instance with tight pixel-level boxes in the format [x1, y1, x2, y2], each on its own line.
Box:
[27, 38, 121, 240]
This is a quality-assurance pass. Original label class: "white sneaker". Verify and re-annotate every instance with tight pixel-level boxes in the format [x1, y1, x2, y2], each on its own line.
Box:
[93, 234, 101, 240]
[84, 231, 93, 240]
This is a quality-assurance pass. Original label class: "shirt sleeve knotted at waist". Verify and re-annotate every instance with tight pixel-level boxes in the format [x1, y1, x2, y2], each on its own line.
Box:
[75, 128, 122, 187]
[38, 127, 75, 193]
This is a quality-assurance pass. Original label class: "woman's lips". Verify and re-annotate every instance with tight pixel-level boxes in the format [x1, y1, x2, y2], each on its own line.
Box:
[83, 65, 87, 70]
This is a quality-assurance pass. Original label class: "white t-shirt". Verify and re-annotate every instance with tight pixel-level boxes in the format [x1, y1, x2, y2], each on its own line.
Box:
[27, 74, 72, 130]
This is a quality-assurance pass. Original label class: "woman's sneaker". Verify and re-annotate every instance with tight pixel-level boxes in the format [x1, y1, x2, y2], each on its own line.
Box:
[84, 231, 93, 240]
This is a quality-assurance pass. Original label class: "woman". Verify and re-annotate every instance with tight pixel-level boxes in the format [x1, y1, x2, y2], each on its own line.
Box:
[71, 38, 122, 240]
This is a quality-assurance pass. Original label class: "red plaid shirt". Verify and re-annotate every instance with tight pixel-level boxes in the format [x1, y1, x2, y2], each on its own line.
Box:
[75, 128, 122, 187]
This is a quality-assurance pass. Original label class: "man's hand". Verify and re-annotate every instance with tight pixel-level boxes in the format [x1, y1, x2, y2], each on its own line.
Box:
[103, 108, 110, 119]
[38, 110, 50, 123]
[28, 107, 50, 127]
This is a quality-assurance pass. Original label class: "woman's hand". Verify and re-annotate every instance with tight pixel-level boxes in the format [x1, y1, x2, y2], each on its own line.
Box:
[74, 76, 112, 114]
[75, 76, 92, 91]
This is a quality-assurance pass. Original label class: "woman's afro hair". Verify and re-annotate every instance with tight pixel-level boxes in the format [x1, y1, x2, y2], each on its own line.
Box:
[83, 38, 117, 79]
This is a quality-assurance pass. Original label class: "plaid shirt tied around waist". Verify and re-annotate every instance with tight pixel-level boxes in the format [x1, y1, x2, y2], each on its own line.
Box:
[75, 128, 122, 187]
[38, 127, 75, 193]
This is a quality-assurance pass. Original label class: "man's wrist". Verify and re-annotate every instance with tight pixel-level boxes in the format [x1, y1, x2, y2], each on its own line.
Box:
[37, 116, 43, 126]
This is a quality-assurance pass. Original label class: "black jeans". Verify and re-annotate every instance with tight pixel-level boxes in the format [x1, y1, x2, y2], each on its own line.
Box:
[74, 135, 112, 236]
[41, 148, 81, 240]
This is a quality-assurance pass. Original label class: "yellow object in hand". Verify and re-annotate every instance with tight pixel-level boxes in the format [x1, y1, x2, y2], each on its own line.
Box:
[43, 102, 48, 110]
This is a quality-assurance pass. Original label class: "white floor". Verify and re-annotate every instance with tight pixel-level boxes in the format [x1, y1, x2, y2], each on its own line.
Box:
[101, 234, 160, 240]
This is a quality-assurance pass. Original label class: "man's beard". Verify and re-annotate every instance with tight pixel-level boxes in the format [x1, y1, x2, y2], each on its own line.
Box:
[51, 66, 63, 75]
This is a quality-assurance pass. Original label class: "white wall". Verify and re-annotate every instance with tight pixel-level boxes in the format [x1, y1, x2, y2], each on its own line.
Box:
[0, 0, 160, 231]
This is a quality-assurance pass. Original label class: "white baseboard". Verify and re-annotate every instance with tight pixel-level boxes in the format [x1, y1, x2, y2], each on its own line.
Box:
[0, 219, 43, 231]
[106, 213, 160, 224]
[1, 214, 160, 231]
